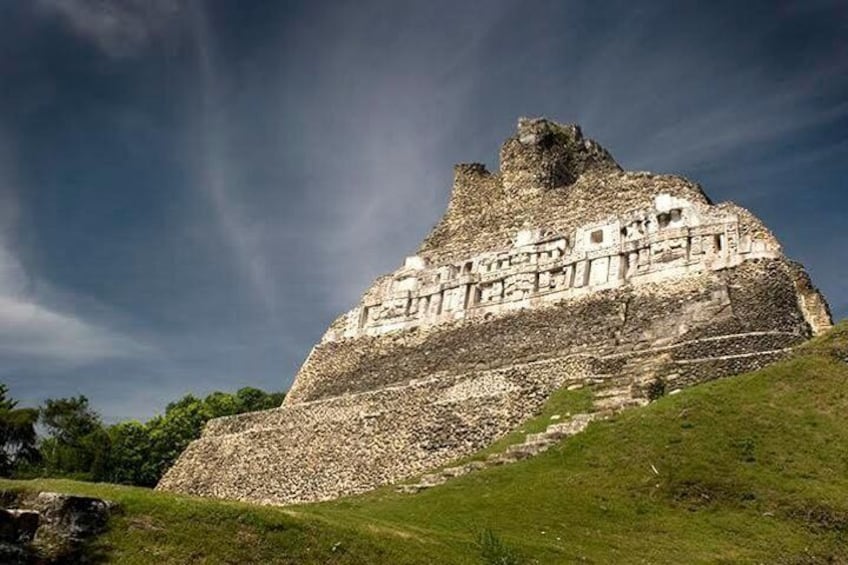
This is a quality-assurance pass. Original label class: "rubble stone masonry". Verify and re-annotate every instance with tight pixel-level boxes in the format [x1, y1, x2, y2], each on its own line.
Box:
[158, 118, 832, 505]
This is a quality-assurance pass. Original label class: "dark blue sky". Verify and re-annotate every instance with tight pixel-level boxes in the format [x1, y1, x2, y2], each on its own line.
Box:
[1, 0, 846, 422]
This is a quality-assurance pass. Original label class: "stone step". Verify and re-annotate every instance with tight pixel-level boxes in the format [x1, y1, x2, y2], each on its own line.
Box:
[487, 452, 520, 465]
[399, 413, 603, 494]
[626, 398, 649, 408]
[524, 432, 556, 444]
[541, 429, 571, 441]
[439, 466, 467, 478]
[593, 398, 628, 410]
[594, 386, 632, 398]
[586, 376, 612, 385]
[505, 442, 553, 458]
[439, 460, 486, 478]
[502, 448, 535, 460]
[545, 414, 595, 433]
[464, 460, 488, 472]
[594, 396, 648, 411]
[593, 391, 630, 402]
[419, 474, 445, 486]
[544, 422, 569, 434]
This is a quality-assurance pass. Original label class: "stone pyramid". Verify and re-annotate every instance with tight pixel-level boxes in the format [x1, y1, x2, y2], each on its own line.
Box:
[158, 118, 832, 505]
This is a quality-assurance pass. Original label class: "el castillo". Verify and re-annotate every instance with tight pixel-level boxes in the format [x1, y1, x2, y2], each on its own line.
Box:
[3, 115, 846, 564]
[2, 1, 847, 562]
[159, 117, 833, 506]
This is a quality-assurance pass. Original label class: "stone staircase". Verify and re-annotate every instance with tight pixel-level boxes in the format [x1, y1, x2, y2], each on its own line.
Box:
[592, 376, 649, 412]
[592, 355, 669, 412]
[395, 356, 671, 495]
[396, 413, 602, 494]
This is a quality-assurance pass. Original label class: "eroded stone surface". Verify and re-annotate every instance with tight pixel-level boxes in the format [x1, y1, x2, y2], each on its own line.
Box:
[0, 491, 114, 563]
[34, 493, 110, 542]
[158, 118, 832, 506]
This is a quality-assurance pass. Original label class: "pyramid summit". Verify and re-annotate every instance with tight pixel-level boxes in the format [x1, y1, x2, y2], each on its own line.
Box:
[158, 118, 832, 505]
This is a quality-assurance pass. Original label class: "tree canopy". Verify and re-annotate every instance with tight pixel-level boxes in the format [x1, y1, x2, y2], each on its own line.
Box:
[1, 383, 284, 486]
[0, 384, 38, 476]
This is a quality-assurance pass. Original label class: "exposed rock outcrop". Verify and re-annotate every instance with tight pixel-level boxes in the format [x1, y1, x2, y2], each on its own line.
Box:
[34, 493, 111, 542]
[0, 491, 115, 564]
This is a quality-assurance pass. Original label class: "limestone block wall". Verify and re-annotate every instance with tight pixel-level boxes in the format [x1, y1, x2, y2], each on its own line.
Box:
[159, 315, 806, 505]
[788, 261, 833, 335]
[159, 259, 824, 505]
[158, 355, 596, 505]
[287, 258, 811, 405]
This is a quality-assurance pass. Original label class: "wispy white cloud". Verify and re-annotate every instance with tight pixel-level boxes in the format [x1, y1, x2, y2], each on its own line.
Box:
[0, 240, 150, 367]
[35, 0, 183, 57]
[0, 137, 150, 367]
[184, 2, 280, 316]
[626, 74, 848, 172]
[0, 297, 144, 364]
[546, 5, 848, 176]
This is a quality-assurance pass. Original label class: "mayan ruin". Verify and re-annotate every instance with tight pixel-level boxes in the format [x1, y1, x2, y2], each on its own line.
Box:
[158, 117, 832, 506]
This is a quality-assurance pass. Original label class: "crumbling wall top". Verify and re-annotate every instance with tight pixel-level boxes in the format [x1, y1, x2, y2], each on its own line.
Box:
[500, 118, 620, 196]
[419, 118, 712, 264]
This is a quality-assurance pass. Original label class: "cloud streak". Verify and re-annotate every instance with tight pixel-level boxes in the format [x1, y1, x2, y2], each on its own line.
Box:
[185, 2, 280, 317]
[0, 135, 149, 368]
[35, 0, 183, 57]
[0, 238, 149, 367]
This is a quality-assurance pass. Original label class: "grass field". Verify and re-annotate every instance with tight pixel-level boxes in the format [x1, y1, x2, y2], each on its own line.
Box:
[3, 322, 847, 564]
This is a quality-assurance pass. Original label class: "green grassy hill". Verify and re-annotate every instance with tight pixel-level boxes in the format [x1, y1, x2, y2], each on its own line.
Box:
[4, 323, 847, 564]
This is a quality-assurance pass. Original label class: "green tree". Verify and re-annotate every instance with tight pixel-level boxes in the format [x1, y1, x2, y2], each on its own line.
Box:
[204, 391, 242, 417]
[33, 387, 286, 486]
[236, 387, 285, 412]
[147, 394, 210, 481]
[107, 421, 156, 486]
[40, 396, 101, 444]
[83, 427, 112, 481]
[39, 395, 108, 478]
[0, 384, 38, 476]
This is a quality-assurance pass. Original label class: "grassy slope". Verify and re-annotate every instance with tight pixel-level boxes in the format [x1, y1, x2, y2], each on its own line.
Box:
[3, 323, 847, 564]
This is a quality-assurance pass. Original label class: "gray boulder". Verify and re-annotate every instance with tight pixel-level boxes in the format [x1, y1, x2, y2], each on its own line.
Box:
[34, 492, 111, 541]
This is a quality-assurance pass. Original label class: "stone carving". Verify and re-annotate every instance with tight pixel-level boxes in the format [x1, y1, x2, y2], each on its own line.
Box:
[158, 118, 832, 506]
[320, 192, 780, 342]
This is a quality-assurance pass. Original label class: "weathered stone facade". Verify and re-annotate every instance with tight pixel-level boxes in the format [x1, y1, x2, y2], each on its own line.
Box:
[158, 118, 832, 506]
